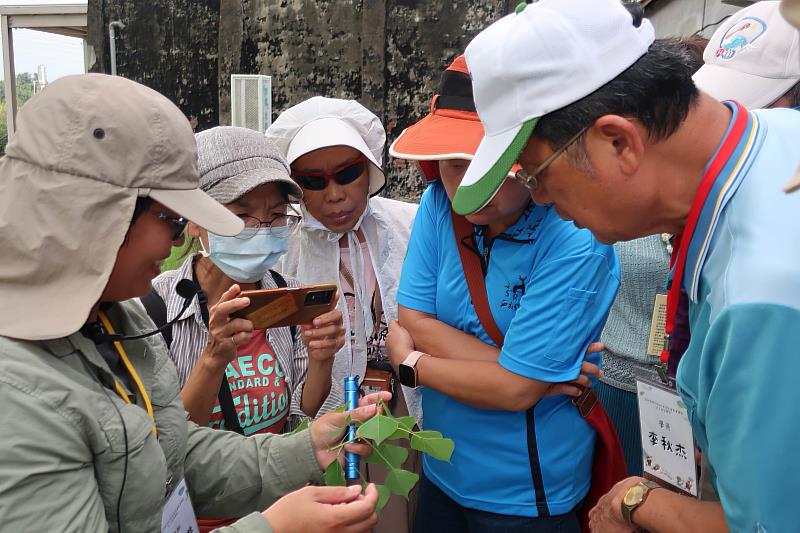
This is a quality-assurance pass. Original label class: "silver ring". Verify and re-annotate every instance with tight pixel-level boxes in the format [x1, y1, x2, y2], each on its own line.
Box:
[231, 335, 237, 348]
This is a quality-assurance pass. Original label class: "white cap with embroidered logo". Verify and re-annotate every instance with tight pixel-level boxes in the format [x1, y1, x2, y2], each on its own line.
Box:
[452, 0, 655, 216]
[693, 1, 800, 109]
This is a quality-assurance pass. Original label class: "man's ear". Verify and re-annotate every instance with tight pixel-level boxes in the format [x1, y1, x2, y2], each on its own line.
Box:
[589, 115, 646, 176]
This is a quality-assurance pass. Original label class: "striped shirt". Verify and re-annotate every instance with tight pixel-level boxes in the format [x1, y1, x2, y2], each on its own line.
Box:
[149, 256, 344, 430]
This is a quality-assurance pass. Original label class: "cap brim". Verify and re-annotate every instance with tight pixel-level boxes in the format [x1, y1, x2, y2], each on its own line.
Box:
[784, 165, 800, 193]
[693, 63, 800, 109]
[452, 118, 537, 215]
[286, 117, 386, 196]
[389, 112, 485, 161]
[209, 167, 303, 204]
[149, 187, 245, 236]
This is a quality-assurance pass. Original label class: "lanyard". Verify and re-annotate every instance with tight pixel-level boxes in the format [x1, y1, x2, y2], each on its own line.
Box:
[660, 103, 750, 365]
[98, 310, 157, 436]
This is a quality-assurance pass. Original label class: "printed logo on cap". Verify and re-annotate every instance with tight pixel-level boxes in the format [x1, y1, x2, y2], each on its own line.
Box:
[716, 16, 768, 60]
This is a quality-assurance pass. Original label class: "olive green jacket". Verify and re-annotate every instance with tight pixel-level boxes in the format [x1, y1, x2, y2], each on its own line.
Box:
[0, 299, 324, 532]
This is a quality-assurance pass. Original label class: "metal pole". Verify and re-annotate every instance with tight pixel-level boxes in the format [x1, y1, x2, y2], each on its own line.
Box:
[108, 21, 125, 76]
[2, 15, 17, 137]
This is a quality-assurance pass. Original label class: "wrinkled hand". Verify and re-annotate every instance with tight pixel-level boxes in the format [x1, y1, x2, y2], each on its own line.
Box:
[263, 484, 378, 533]
[301, 293, 346, 363]
[544, 342, 605, 398]
[588, 476, 645, 533]
[311, 391, 393, 470]
[202, 284, 253, 371]
[386, 320, 415, 373]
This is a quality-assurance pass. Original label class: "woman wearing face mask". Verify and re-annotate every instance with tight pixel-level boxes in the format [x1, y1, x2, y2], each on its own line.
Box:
[266, 97, 421, 532]
[150, 127, 345, 439]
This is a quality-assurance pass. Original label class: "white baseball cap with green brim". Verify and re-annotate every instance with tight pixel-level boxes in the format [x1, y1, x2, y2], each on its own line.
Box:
[452, 0, 655, 216]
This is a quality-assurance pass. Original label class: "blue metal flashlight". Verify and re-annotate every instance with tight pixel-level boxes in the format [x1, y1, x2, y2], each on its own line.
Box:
[344, 375, 360, 480]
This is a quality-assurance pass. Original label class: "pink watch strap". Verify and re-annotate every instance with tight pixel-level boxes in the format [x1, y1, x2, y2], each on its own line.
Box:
[403, 350, 427, 368]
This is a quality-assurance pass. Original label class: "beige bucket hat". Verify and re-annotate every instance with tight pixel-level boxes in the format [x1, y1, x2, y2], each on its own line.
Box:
[0, 73, 243, 340]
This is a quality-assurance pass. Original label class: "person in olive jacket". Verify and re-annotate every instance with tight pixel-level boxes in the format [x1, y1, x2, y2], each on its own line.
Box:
[0, 73, 385, 533]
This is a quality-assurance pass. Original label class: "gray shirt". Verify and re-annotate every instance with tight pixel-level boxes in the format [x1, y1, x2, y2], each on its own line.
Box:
[600, 235, 671, 392]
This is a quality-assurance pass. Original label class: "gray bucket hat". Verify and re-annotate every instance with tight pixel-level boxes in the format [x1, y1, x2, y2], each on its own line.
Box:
[196, 126, 302, 205]
[0, 73, 243, 340]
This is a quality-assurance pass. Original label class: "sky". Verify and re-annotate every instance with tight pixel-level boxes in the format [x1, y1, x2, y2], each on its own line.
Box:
[0, 0, 87, 82]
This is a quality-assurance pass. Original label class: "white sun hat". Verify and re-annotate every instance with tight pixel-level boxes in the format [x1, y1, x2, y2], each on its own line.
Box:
[693, 1, 800, 109]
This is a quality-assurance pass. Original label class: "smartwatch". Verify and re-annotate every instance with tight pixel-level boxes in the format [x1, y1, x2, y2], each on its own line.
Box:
[398, 350, 427, 388]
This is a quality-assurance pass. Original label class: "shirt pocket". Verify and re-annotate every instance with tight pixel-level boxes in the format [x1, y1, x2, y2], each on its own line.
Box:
[543, 288, 596, 365]
[94, 397, 167, 528]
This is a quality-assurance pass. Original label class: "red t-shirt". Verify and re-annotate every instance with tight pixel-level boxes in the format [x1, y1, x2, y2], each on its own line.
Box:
[208, 329, 290, 435]
[199, 330, 289, 533]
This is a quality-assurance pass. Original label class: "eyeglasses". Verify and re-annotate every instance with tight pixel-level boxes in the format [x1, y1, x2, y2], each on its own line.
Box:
[291, 154, 367, 191]
[511, 126, 589, 191]
[156, 211, 188, 241]
[234, 213, 302, 239]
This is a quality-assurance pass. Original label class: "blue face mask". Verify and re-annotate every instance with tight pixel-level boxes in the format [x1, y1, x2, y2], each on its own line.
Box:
[203, 226, 291, 283]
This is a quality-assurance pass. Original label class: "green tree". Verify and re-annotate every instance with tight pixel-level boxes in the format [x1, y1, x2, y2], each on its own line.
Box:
[0, 72, 37, 154]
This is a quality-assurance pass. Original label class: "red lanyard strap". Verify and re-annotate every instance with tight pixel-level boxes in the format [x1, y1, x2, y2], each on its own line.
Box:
[660, 104, 749, 363]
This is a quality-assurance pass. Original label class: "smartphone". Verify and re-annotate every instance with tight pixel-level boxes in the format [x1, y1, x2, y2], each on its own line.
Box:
[231, 284, 338, 329]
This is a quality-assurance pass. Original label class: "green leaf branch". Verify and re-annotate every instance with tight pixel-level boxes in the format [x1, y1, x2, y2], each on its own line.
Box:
[322, 399, 455, 514]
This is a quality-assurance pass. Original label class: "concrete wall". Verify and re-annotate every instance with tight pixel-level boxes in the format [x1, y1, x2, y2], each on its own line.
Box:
[647, 0, 739, 38]
[90, 1, 221, 131]
[87, 0, 733, 201]
[90, 0, 512, 201]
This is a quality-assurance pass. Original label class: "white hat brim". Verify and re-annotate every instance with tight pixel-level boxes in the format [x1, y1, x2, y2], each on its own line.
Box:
[693, 63, 800, 109]
[452, 119, 536, 215]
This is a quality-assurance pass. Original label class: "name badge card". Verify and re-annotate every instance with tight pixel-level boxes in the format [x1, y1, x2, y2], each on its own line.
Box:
[636, 379, 698, 496]
[161, 478, 198, 533]
[646, 294, 668, 357]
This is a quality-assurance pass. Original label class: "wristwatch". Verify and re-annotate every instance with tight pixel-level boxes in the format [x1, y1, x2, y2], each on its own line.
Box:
[621, 480, 662, 526]
[398, 350, 427, 388]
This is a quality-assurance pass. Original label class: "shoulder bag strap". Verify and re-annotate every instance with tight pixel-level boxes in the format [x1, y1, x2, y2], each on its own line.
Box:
[449, 209, 505, 348]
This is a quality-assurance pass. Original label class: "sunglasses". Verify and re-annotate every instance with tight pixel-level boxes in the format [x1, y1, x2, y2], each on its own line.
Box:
[156, 211, 188, 241]
[291, 154, 367, 191]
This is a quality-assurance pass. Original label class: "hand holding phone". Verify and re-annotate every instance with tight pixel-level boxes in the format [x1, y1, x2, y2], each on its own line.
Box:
[203, 284, 254, 369]
[300, 298, 345, 363]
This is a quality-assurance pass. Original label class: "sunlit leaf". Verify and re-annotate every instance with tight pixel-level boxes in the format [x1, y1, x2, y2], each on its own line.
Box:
[364, 442, 408, 469]
[387, 416, 417, 439]
[410, 430, 455, 462]
[283, 418, 309, 437]
[356, 414, 399, 446]
[375, 484, 392, 514]
[324, 460, 346, 487]
[385, 469, 419, 500]
[329, 413, 354, 438]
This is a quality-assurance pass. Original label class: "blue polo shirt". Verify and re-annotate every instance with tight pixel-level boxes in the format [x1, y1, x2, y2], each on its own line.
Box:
[676, 104, 800, 532]
[398, 181, 620, 517]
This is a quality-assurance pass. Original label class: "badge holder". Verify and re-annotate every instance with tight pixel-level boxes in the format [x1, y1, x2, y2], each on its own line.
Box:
[634, 366, 698, 497]
[161, 478, 199, 533]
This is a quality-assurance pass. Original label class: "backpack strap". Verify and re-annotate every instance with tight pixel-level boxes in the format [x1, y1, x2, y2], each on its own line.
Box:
[140, 288, 173, 349]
